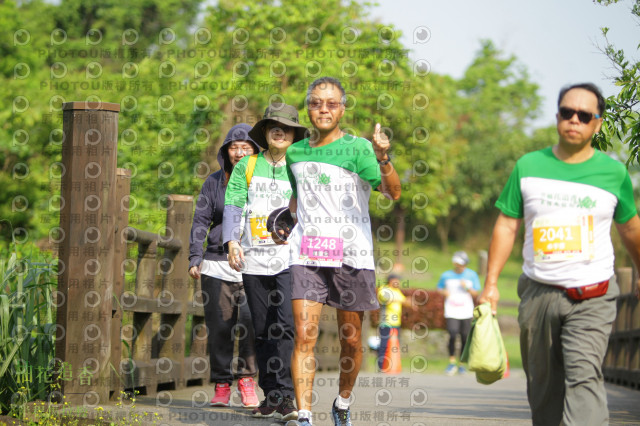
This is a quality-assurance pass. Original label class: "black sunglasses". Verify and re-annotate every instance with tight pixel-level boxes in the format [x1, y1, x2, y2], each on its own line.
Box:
[558, 107, 601, 124]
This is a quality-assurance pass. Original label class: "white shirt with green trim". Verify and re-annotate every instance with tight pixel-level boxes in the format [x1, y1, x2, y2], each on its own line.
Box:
[225, 153, 292, 275]
[285, 135, 382, 270]
[496, 147, 636, 288]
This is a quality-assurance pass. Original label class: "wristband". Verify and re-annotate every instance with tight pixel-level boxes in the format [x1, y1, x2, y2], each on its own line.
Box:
[377, 155, 391, 166]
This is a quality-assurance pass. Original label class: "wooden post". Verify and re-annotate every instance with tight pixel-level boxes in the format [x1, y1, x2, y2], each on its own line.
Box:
[477, 250, 488, 278]
[56, 102, 120, 405]
[110, 168, 131, 399]
[605, 266, 640, 387]
[131, 237, 157, 394]
[187, 277, 209, 385]
[615, 268, 632, 332]
[189, 283, 208, 358]
[157, 195, 193, 389]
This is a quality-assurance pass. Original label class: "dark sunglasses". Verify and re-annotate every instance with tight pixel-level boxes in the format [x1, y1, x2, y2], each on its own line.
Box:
[558, 107, 601, 124]
[308, 100, 343, 110]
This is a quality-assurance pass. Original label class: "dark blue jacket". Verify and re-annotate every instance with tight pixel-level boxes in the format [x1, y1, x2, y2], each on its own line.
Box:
[188, 124, 259, 269]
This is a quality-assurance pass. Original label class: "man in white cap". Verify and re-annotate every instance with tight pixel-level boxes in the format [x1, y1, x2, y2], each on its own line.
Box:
[437, 250, 480, 375]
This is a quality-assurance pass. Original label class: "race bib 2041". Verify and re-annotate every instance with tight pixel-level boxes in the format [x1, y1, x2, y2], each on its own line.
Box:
[532, 215, 594, 262]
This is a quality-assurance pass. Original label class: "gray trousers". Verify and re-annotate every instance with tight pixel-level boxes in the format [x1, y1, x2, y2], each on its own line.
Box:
[242, 271, 295, 400]
[517, 274, 618, 426]
[201, 275, 257, 384]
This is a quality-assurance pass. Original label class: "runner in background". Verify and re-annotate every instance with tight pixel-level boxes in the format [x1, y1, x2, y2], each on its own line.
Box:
[377, 273, 415, 372]
[436, 251, 480, 375]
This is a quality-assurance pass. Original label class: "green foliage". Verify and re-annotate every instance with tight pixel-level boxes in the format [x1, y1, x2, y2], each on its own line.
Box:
[434, 41, 544, 247]
[593, 0, 640, 164]
[454, 40, 541, 212]
[0, 1, 52, 78]
[0, 0, 206, 241]
[2, 0, 548, 268]
[2, 0, 469, 244]
[51, 0, 201, 54]
[0, 243, 56, 416]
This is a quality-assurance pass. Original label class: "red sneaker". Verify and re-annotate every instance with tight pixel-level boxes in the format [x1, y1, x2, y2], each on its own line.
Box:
[237, 377, 259, 408]
[210, 382, 231, 407]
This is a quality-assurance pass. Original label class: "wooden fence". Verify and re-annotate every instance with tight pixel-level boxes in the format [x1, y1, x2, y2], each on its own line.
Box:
[53, 101, 342, 406]
[53, 102, 639, 405]
[604, 267, 640, 389]
[55, 102, 208, 404]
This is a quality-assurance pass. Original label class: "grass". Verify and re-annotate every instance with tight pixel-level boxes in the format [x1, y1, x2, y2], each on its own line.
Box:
[0, 242, 164, 424]
[0, 243, 57, 417]
[363, 329, 523, 374]
[370, 240, 525, 372]
[375, 240, 523, 315]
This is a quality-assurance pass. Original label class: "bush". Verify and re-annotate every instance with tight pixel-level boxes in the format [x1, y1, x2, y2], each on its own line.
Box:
[0, 243, 57, 417]
[370, 289, 446, 330]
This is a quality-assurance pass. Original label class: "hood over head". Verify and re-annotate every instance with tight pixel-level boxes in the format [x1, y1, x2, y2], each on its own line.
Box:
[217, 123, 260, 174]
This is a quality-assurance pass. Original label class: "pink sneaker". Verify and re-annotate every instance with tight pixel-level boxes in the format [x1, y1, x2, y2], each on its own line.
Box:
[210, 382, 231, 407]
[237, 377, 259, 408]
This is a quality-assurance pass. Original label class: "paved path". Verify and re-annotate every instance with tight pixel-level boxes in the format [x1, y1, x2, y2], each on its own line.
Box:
[133, 369, 640, 425]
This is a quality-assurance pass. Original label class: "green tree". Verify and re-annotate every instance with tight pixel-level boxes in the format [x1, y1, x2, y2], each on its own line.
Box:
[436, 40, 543, 250]
[4, 0, 545, 264]
[0, 0, 204, 241]
[593, 0, 640, 163]
[200, 0, 465, 266]
[368, 73, 464, 265]
[3, 0, 466, 259]
[51, 0, 202, 60]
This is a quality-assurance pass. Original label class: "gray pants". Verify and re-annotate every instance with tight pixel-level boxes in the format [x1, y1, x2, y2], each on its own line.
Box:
[201, 275, 257, 384]
[242, 271, 295, 400]
[517, 274, 618, 426]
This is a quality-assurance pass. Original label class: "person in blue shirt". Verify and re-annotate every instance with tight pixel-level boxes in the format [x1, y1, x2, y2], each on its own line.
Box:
[437, 251, 481, 375]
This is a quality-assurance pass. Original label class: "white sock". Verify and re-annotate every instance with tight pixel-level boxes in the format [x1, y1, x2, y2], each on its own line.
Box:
[298, 410, 312, 423]
[335, 395, 350, 410]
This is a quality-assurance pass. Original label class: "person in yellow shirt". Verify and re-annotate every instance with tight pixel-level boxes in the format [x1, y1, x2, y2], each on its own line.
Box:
[376, 273, 413, 370]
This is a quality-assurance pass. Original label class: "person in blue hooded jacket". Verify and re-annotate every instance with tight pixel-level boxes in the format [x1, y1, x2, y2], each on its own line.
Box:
[188, 123, 260, 408]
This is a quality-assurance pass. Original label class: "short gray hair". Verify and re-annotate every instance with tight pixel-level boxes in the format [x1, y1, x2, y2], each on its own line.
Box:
[306, 77, 346, 105]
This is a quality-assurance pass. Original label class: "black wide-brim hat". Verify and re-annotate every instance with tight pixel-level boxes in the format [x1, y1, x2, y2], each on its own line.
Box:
[266, 207, 295, 242]
[249, 103, 308, 149]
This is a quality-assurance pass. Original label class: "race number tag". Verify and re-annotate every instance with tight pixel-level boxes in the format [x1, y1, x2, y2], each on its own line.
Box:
[300, 236, 344, 267]
[532, 215, 594, 262]
[249, 215, 273, 246]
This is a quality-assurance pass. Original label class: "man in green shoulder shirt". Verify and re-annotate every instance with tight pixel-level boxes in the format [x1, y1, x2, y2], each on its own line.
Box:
[283, 77, 401, 426]
[480, 83, 640, 425]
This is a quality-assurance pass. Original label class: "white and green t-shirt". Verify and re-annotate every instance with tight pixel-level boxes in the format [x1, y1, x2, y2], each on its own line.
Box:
[285, 135, 382, 270]
[225, 153, 292, 275]
[496, 147, 636, 287]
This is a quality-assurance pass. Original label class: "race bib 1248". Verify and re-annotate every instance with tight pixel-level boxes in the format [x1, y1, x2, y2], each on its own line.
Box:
[300, 235, 343, 267]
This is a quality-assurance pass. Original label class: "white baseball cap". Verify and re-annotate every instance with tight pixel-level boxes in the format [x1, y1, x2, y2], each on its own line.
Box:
[452, 251, 469, 266]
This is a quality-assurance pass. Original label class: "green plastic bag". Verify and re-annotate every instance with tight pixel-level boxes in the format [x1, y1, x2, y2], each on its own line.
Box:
[460, 302, 507, 385]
